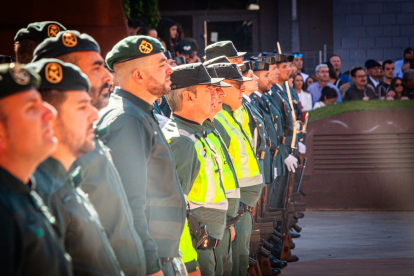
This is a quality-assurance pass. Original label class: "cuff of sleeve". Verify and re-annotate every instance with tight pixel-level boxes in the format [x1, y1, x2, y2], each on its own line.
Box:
[185, 259, 200, 273]
[146, 258, 161, 275]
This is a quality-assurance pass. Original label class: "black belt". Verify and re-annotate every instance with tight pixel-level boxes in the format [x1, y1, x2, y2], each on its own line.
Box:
[237, 202, 253, 217]
[198, 236, 220, 249]
[160, 257, 174, 265]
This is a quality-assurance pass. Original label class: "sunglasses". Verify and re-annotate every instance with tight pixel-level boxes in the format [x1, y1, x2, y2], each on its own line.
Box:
[294, 53, 303, 58]
[395, 83, 403, 87]
[227, 81, 243, 89]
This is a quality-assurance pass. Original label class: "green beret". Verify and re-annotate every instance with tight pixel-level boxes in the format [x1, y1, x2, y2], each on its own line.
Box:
[26, 59, 90, 92]
[14, 21, 67, 43]
[106, 35, 165, 71]
[205, 41, 246, 60]
[171, 63, 224, 90]
[32, 30, 100, 62]
[0, 63, 40, 99]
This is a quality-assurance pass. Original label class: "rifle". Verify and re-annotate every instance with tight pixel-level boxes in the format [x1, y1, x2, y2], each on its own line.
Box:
[276, 42, 302, 262]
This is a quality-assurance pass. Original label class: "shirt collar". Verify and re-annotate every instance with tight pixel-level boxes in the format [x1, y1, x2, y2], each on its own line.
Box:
[242, 94, 252, 103]
[0, 166, 35, 195]
[172, 114, 205, 134]
[369, 76, 379, 87]
[222, 104, 233, 113]
[276, 84, 284, 90]
[253, 91, 262, 97]
[38, 157, 83, 188]
[114, 87, 154, 114]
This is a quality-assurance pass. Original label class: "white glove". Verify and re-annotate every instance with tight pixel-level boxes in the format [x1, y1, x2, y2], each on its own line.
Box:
[274, 167, 278, 179]
[284, 154, 298, 173]
[296, 122, 301, 131]
[298, 142, 306, 154]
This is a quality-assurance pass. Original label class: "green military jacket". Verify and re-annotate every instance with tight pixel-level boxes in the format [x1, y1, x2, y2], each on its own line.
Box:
[35, 157, 123, 276]
[214, 104, 263, 207]
[203, 119, 240, 219]
[72, 135, 146, 276]
[163, 115, 227, 240]
[0, 166, 72, 276]
[97, 88, 186, 274]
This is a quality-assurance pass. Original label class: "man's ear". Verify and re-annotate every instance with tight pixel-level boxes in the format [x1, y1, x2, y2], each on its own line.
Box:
[132, 69, 144, 85]
[182, 90, 195, 104]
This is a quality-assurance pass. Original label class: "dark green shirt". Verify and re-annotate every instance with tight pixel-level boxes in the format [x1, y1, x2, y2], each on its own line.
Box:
[72, 136, 146, 276]
[0, 166, 72, 276]
[98, 88, 186, 274]
[35, 157, 123, 276]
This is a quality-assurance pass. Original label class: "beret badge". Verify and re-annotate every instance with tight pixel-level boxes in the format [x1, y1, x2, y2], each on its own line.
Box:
[45, 62, 63, 84]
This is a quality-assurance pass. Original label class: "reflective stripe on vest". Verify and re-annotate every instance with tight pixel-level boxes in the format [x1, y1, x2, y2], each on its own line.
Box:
[206, 131, 240, 199]
[171, 129, 228, 211]
[215, 110, 262, 188]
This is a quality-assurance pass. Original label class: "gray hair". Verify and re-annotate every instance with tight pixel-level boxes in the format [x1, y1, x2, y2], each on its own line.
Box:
[315, 64, 328, 74]
[403, 69, 414, 84]
[165, 86, 196, 112]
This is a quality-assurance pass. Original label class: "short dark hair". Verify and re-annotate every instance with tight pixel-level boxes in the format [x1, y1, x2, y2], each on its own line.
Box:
[329, 54, 341, 61]
[137, 27, 156, 36]
[14, 39, 38, 63]
[318, 86, 337, 102]
[351, 67, 364, 78]
[404, 47, 414, 56]
[39, 89, 68, 111]
[382, 60, 393, 70]
[128, 18, 145, 29]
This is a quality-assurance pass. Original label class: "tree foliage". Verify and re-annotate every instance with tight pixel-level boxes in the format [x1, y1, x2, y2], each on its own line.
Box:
[122, 0, 160, 28]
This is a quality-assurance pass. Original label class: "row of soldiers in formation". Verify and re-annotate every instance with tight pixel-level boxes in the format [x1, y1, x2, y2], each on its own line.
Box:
[1, 21, 308, 276]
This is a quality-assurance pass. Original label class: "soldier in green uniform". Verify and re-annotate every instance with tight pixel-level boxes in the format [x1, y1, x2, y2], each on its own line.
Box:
[209, 63, 263, 276]
[33, 31, 146, 275]
[0, 63, 72, 276]
[99, 36, 187, 276]
[203, 65, 239, 276]
[163, 63, 228, 276]
[14, 21, 66, 63]
[28, 59, 124, 275]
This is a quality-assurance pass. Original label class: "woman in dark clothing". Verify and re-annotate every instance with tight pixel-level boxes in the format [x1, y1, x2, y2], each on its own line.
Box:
[388, 77, 409, 100]
[157, 18, 178, 53]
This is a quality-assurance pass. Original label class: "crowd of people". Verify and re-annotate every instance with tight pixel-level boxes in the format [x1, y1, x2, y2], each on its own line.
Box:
[0, 17, 412, 276]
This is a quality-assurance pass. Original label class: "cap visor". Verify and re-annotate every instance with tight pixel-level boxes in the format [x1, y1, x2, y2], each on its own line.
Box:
[229, 51, 247, 58]
[199, 77, 225, 85]
[242, 76, 253, 82]
[213, 81, 232, 87]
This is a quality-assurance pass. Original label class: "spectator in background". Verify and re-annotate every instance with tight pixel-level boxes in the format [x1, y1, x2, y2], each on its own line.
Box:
[330, 55, 350, 84]
[185, 38, 202, 63]
[387, 78, 409, 100]
[394, 47, 414, 78]
[365, 59, 382, 89]
[137, 27, 158, 38]
[313, 86, 338, 109]
[307, 64, 342, 106]
[344, 67, 377, 101]
[157, 18, 178, 53]
[327, 62, 343, 88]
[293, 74, 312, 111]
[292, 52, 309, 82]
[304, 75, 317, 90]
[176, 23, 185, 41]
[128, 18, 145, 36]
[377, 60, 394, 97]
[175, 41, 193, 63]
[402, 69, 414, 99]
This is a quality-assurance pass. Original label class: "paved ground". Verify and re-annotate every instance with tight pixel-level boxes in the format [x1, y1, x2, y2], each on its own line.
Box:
[282, 211, 414, 276]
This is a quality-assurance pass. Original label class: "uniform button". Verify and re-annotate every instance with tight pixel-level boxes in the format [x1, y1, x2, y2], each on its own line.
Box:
[276, 116, 278, 118]
[263, 134, 266, 136]
[259, 124, 262, 127]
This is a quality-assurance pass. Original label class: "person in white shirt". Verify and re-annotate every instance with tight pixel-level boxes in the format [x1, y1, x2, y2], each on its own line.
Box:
[293, 73, 312, 112]
[394, 48, 413, 78]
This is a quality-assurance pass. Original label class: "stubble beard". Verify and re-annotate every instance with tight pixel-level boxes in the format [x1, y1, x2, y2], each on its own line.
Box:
[147, 75, 171, 98]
